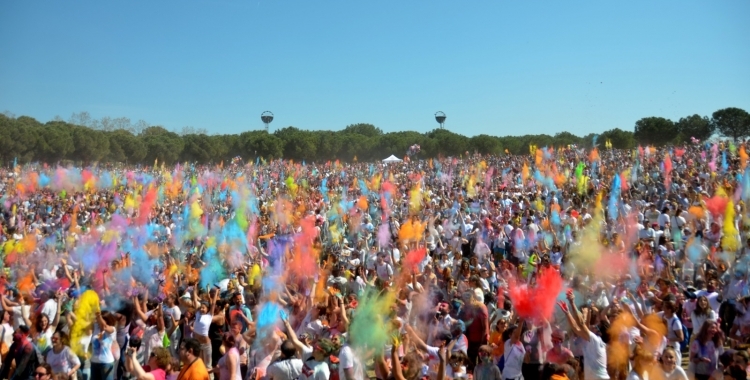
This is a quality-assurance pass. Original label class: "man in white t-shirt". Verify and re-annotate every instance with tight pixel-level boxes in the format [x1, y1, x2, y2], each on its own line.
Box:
[697, 279, 722, 314]
[338, 343, 364, 380]
[559, 291, 610, 380]
[39, 291, 58, 323]
[374, 254, 393, 283]
[162, 294, 182, 328]
[267, 340, 304, 380]
[299, 340, 332, 380]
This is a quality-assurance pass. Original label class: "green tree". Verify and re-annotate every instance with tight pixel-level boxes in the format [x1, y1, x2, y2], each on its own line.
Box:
[338, 134, 376, 161]
[241, 131, 284, 160]
[376, 131, 424, 159]
[712, 107, 750, 142]
[140, 126, 184, 165]
[208, 135, 230, 162]
[274, 127, 317, 161]
[599, 128, 636, 149]
[675, 114, 714, 142]
[316, 131, 344, 161]
[552, 132, 582, 148]
[341, 123, 383, 137]
[37, 122, 75, 162]
[71, 127, 110, 163]
[469, 135, 502, 155]
[0, 116, 39, 164]
[108, 129, 147, 163]
[427, 129, 469, 157]
[633, 117, 677, 146]
[181, 134, 220, 163]
[15, 115, 43, 129]
[498, 136, 523, 155]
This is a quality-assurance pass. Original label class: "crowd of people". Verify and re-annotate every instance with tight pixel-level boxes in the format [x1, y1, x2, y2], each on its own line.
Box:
[0, 139, 749, 380]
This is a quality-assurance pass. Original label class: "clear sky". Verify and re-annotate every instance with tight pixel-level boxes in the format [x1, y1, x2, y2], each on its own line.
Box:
[1, 1, 748, 137]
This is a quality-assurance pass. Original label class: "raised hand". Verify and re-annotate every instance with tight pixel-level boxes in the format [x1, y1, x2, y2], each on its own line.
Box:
[438, 342, 447, 363]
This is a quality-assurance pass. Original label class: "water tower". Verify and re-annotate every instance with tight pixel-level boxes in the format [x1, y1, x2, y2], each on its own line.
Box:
[435, 111, 446, 129]
[261, 111, 274, 132]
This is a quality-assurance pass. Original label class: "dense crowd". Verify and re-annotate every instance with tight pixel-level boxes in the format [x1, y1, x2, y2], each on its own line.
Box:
[1, 140, 749, 380]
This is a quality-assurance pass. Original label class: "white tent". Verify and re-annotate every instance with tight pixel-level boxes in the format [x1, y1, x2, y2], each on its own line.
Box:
[382, 155, 402, 163]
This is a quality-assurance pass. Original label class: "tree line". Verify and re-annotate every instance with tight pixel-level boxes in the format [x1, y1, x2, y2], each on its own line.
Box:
[1, 107, 748, 166]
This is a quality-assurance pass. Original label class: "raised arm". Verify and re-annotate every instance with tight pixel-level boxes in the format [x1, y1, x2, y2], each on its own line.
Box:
[21, 297, 32, 328]
[405, 324, 431, 352]
[61, 259, 75, 283]
[282, 317, 308, 354]
[155, 304, 165, 333]
[391, 338, 406, 380]
[96, 311, 116, 334]
[565, 290, 590, 341]
[191, 284, 199, 307]
[338, 298, 350, 331]
[510, 316, 524, 345]
[0, 294, 18, 309]
[50, 290, 63, 331]
[126, 348, 156, 380]
[436, 343, 447, 380]
[133, 297, 149, 322]
[209, 288, 218, 316]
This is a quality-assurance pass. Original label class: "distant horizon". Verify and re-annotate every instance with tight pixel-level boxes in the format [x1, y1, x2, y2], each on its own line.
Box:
[0, 108, 733, 139]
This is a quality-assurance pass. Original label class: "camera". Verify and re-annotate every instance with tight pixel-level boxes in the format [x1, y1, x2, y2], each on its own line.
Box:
[129, 337, 142, 350]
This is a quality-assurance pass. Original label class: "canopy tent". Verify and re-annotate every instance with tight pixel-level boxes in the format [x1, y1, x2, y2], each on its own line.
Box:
[382, 155, 403, 163]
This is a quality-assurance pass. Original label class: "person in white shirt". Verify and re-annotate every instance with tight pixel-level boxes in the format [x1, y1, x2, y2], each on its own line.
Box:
[645, 205, 661, 224]
[526, 218, 539, 237]
[338, 342, 364, 380]
[558, 291, 610, 380]
[659, 347, 689, 380]
[299, 339, 332, 380]
[374, 254, 393, 283]
[0, 310, 12, 353]
[663, 301, 684, 364]
[39, 291, 58, 323]
[0, 291, 31, 331]
[697, 279, 722, 315]
[267, 340, 304, 380]
[691, 296, 717, 335]
[657, 207, 671, 229]
[502, 318, 525, 380]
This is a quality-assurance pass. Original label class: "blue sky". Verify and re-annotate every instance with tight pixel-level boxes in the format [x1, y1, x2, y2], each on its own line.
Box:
[1, 1, 748, 137]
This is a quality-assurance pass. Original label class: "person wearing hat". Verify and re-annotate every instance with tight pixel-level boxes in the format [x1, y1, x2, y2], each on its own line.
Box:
[299, 338, 333, 380]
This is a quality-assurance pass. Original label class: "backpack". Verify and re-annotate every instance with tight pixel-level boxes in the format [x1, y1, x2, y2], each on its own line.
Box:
[497, 354, 506, 372]
[680, 323, 689, 352]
